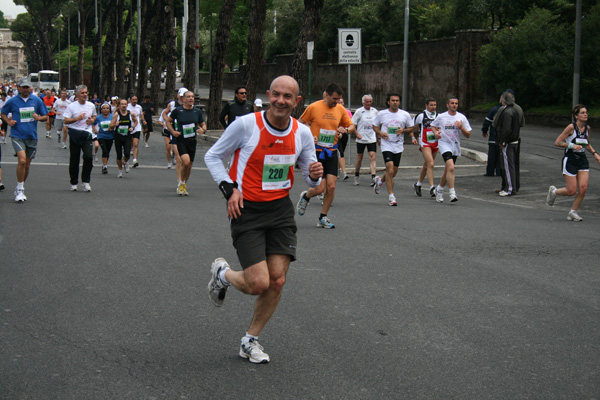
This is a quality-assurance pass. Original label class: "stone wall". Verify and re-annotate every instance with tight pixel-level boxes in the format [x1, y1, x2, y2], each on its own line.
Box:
[210, 29, 491, 112]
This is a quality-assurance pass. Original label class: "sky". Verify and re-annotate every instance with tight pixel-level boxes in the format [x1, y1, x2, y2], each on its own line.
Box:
[1, 0, 27, 19]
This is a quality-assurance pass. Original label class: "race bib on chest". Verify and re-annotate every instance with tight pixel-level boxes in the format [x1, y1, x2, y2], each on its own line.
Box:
[317, 129, 336, 147]
[575, 138, 588, 147]
[262, 154, 294, 190]
[425, 128, 437, 142]
[19, 107, 34, 123]
[182, 123, 196, 138]
[117, 125, 129, 135]
[387, 126, 399, 135]
[100, 121, 111, 131]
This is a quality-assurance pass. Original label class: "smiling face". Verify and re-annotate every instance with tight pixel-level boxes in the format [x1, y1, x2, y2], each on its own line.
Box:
[266, 75, 301, 127]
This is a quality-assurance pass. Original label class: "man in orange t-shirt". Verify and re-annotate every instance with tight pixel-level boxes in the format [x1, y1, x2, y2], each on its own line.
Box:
[42, 89, 57, 138]
[296, 83, 356, 229]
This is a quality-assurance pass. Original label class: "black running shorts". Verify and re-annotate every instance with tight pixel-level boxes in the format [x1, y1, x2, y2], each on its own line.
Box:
[230, 196, 297, 269]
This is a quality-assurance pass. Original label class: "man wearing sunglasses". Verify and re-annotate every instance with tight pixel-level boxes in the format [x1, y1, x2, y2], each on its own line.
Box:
[219, 86, 254, 129]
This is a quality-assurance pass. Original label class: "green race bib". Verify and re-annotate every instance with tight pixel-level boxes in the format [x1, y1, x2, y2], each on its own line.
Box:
[182, 123, 196, 138]
[262, 154, 295, 190]
[19, 107, 34, 123]
[317, 129, 336, 147]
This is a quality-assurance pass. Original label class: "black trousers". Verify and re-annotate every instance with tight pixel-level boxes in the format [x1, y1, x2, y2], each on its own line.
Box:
[68, 128, 94, 185]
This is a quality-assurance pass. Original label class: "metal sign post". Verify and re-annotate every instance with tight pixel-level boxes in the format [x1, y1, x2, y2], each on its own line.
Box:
[338, 28, 361, 165]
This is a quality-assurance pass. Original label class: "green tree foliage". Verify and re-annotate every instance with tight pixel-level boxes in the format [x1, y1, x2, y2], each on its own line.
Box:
[0, 10, 9, 28]
[477, 7, 572, 108]
[580, 2, 600, 105]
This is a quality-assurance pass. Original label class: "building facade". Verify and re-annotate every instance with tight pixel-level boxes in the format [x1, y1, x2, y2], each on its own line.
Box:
[0, 28, 26, 82]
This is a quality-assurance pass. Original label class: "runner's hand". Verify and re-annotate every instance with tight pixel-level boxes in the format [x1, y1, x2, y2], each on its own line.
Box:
[227, 188, 243, 219]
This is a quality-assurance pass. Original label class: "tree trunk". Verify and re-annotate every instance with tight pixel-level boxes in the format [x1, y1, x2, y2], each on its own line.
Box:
[77, 0, 92, 86]
[91, 3, 102, 96]
[116, 0, 132, 97]
[163, 0, 178, 105]
[136, 0, 156, 100]
[101, 0, 118, 97]
[207, 0, 237, 129]
[126, 0, 136, 96]
[149, 0, 165, 106]
[245, 0, 267, 101]
[290, 0, 324, 118]
[182, 0, 197, 91]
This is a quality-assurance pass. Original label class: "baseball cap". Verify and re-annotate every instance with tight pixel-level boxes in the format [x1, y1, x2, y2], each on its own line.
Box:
[18, 78, 31, 88]
[178, 87, 188, 97]
[254, 98, 263, 108]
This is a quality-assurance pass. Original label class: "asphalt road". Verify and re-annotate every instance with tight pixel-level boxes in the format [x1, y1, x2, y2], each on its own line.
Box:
[1, 119, 599, 399]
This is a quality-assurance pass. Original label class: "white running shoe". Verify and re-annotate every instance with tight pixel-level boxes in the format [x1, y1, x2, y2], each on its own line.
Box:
[82, 182, 92, 192]
[388, 195, 397, 206]
[435, 188, 444, 203]
[70, 184, 78, 191]
[353, 176, 360, 186]
[450, 193, 458, 202]
[370, 177, 376, 187]
[567, 211, 583, 222]
[296, 191, 309, 216]
[14, 189, 27, 203]
[208, 258, 230, 307]
[374, 176, 383, 194]
[61, 143, 67, 149]
[125, 163, 130, 173]
[239, 338, 270, 364]
[167, 163, 172, 169]
[317, 216, 335, 229]
[546, 185, 557, 206]
[144, 143, 149, 148]
[118, 170, 123, 178]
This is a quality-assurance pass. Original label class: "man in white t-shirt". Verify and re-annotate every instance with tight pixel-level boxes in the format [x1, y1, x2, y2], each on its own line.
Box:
[63, 85, 97, 192]
[352, 94, 378, 186]
[430, 96, 472, 203]
[127, 95, 143, 167]
[372, 93, 417, 206]
[53, 90, 71, 148]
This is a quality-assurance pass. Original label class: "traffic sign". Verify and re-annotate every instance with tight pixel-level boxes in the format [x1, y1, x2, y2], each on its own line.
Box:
[338, 28, 362, 64]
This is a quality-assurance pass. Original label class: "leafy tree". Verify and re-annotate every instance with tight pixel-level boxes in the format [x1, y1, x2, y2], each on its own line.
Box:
[11, 13, 43, 71]
[0, 10, 9, 28]
[580, 1, 600, 105]
[477, 7, 572, 108]
[264, 0, 303, 60]
[14, 0, 62, 70]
